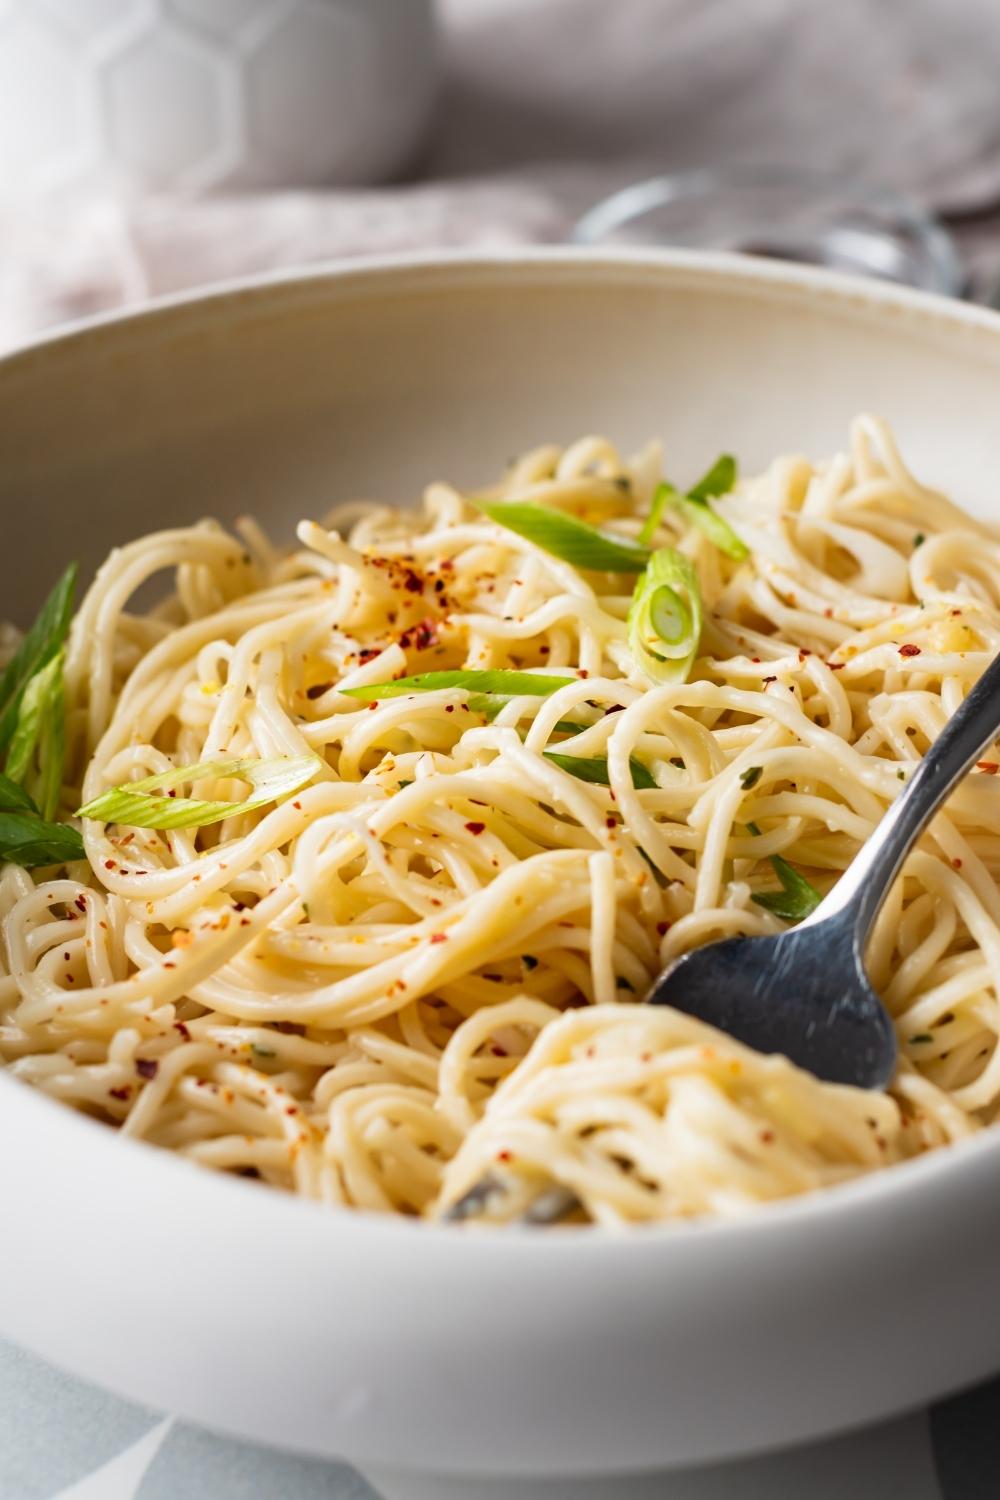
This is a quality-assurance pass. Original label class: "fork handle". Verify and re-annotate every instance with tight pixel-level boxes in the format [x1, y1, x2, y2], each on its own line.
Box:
[802, 648, 1000, 946]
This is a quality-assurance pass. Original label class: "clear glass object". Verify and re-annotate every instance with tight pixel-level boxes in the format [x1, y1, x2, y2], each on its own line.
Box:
[573, 164, 963, 297]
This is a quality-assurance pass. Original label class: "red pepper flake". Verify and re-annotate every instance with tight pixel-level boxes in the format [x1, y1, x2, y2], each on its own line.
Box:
[751, 656, 761, 664]
[639, 1052, 652, 1063]
[74, 895, 88, 913]
[292, 801, 302, 810]
[762, 675, 776, 688]
[109, 1085, 131, 1101]
[759, 1129, 775, 1144]
[539, 644, 550, 655]
[823, 607, 833, 619]
[357, 647, 381, 663]
[445, 704, 454, 713]
[490, 1045, 507, 1057]
[952, 858, 963, 870]
[656, 920, 671, 935]
[104, 860, 117, 870]
[306, 682, 333, 699]
[578, 669, 589, 679]
[174, 1021, 192, 1041]
[465, 821, 485, 835]
[136, 1058, 159, 1080]
[496, 1149, 513, 1163]
[399, 617, 439, 651]
[899, 643, 922, 658]
[63, 951, 71, 962]
[605, 816, 617, 829]
[977, 762, 999, 774]
[285, 1105, 299, 1116]
[826, 662, 845, 671]
[402, 567, 424, 594]
[430, 932, 448, 943]
[798, 648, 811, 661]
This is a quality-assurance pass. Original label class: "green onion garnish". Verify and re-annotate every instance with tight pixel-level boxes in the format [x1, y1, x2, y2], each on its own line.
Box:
[0, 773, 84, 867]
[739, 765, 763, 790]
[0, 564, 82, 864]
[0, 564, 76, 757]
[77, 755, 320, 831]
[639, 455, 746, 560]
[5, 650, 68, 820]
[688, 454, 737, 502]
[472, 499, 651, 573]
[342, 670, 576, 702]
[542, 751, 656, 790]
[751, 854, 822, 923]
[627, 548, 703, 685]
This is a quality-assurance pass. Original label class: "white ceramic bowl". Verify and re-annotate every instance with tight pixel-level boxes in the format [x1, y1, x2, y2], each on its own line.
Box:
[2, 251, 1000, 1499]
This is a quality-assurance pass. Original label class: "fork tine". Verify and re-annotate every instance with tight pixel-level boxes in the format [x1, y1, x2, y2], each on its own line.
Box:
[442, 1171, 584, 1226]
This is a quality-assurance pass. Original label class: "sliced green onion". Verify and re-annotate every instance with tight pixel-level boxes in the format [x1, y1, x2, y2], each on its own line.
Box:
[627, 548, 703, 685]
[638, 484, 671, 546]
[669, 488, 748, 562]
[740, 765, 763, 790]
[542, 751, 656, 789]
[342, 669, 576, 702]
[688, 454, 737, 502]
[472, 499, 651, 573]
[5, 650, 68, 819]
[77, 755, 321, 831]
[0, 813, 84, 868]
[0, 772, 39, 813]
[0, 564, 77, 756]
[639, 455, 746, 561]
[751, 854, 822, 923]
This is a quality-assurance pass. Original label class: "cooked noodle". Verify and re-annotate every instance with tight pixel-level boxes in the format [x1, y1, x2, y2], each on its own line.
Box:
[1, 416, 997, 1225]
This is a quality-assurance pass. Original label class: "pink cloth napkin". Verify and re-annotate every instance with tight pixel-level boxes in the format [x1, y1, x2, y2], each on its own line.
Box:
[3, 0, 1000, 349]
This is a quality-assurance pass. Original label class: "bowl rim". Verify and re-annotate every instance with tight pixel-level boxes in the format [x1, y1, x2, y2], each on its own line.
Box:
[5, 241, 1000, 367]
[4, 243, 1000, 1256]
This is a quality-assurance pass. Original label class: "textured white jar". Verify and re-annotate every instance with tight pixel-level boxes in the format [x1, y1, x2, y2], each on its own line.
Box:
[0, 0, 438, 196]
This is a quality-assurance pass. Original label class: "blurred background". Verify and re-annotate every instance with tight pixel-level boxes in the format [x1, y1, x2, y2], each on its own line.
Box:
[3, 0, 1000, 350]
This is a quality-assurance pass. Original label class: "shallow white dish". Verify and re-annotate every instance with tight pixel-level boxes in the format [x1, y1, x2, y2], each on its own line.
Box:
[2, 250, 1000, 1497]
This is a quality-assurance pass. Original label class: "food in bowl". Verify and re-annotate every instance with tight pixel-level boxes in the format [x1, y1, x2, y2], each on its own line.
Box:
[0, 416, 993, 1225]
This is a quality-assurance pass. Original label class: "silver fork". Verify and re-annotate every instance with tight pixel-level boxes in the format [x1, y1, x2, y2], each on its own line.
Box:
[444, 649, 1000, 1225]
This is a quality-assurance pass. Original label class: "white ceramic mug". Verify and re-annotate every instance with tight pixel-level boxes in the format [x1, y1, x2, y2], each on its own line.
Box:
[0, 0, 438, 197]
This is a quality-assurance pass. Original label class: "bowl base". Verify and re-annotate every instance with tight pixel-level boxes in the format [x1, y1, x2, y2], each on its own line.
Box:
[360, 1411, 938, 1500]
